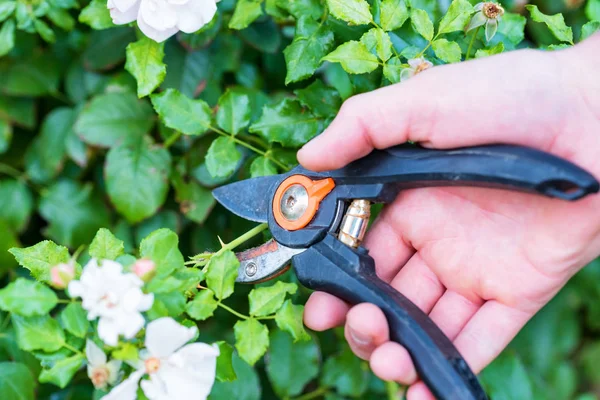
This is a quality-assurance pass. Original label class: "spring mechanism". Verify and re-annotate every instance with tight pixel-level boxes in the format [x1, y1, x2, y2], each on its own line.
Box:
[338, 199, 371, 248]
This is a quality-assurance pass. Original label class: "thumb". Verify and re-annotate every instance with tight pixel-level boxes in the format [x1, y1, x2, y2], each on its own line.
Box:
[298, 48, 564, 172]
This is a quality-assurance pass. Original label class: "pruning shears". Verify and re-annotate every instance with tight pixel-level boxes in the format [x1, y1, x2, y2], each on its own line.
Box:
[212, 144, 599, 400]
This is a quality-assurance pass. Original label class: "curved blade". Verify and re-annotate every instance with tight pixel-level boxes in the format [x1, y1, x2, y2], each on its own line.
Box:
[236, 239, 306, 283]
[212, 175, 281, 223]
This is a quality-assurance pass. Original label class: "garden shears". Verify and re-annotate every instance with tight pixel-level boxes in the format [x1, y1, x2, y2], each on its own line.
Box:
[212, 144, 599, 400]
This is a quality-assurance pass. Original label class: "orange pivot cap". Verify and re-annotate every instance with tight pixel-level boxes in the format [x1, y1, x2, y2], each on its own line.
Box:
[273, 175, 335, 231]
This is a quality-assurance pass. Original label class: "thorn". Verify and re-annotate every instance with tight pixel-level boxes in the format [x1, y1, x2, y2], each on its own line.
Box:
[218, 236, 226, 248]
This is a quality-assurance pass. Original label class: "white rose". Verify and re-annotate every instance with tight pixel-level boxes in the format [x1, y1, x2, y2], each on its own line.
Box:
[107, 0, 220, 43]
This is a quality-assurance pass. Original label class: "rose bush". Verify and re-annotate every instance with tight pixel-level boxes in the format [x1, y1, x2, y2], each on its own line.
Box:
[0, 0, 600, 399]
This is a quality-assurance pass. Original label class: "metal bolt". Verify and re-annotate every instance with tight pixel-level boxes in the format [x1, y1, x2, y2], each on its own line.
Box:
[280, 184, 309, 221]
[245, 262, 258, 277]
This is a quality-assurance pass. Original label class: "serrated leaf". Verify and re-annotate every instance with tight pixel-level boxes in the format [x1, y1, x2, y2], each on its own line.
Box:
[186, 290, 218, 321]
[275, 300, 310, 342]
[410, 9, 434, 41]
[205, 137, 242, 179]
[432, 38, 462, 63]
[379, 0, 408, 31]
[249, 282, 297, 317]
[438, 0, 473, 34]
[139, 228, 185, 277]
[76, 92, 154, 148]
[250, 98, 321, 148]
[0, 180, 33, 233]
[383, 56, 402, 84]
[325, 0, 372, 25]
[39, 354, 84, 389]
[0, 362, 35, 400]
[60, 303, 89, 338]
[275, 0, 322, 19]
[89, 228, 125, 261]
[0, 19, 15, 57]
[0, 2, 15, 22]
[125, 37, 166, 98]
[234, 318, 269, 366]
[250, 157, 278, 177]
[322, 41, 379, 74]
[497, 12, 526, 46]
[206, 251, 239, 301]
[475, 42, 504, 58]
[582, 21, 600, 41]
[526, 5, 573, 44]
[283, 16, 335, 84]
[151, 89, 212, 136]
[0, 279, 58, 317]
[12, 315, 65, 352]
[147, 292, 186, 319]
[9, 241, 70, 284]
[34, 19, 55, 43]
[587, 0, 600, 20]
[230, 0, 264, 30]
[105, 137, 171, 223]
[294, 79, 341, 118]
[79, 0, 114, 29]
[216, 89, 251, 135]
[360, 28, 393, 62]
[216, 341, 236, 382]
[266, 330, 319, 398]
[171, 169, 216, 224]
[210, 353, 260, 399]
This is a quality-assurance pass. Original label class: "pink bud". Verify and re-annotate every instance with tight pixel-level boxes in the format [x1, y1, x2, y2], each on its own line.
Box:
[50, 263, 75, 289]
[132, 259, 156, 282]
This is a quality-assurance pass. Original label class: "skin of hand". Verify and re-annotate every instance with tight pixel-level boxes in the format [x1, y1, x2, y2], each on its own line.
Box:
[298, 34, 600, 400]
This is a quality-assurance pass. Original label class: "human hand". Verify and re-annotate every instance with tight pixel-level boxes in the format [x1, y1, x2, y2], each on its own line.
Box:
[298, 35, 600, 399]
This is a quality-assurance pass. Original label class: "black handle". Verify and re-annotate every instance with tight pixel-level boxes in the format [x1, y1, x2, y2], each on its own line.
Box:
[320, 144, 599, 202]
[293, 234, 488, 400]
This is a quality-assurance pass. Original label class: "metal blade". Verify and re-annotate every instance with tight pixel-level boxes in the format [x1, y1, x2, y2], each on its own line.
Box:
[236, 239, 306, 283]
[212, 175, 282, 223]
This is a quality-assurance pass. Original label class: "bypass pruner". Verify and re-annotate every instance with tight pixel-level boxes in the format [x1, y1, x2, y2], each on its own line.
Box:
[212, 144, 599, 400]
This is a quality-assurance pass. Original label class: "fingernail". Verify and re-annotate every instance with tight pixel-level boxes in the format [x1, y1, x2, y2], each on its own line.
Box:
[349, 327, 372, 347]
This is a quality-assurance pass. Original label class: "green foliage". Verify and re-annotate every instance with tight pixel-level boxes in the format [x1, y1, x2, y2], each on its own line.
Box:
[0, 1, 597, 399]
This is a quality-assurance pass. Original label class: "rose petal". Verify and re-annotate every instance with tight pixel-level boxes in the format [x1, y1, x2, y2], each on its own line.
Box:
[137, 14, 179, 42]
[103, 370, 145, 400]
[140, 0, 178, 31]
[466, 11, 487, 32]
[86, 340, 107, 366]
[175, 0, 217, 33]
[98, 318, 120, 347]
[109, 0, 140, 13]
[142, 363, 212, 400]
[107, 359, 123, 385]
[169, 343, 219, 389]
[145, 318, 197, 358]
[400, 68, 415, 82]
[485, 19, 498, 42]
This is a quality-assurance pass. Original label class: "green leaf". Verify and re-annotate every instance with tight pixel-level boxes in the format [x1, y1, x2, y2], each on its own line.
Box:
[249, 282, 297, 317]
[0, 362, 35, 400]
[82, 27, 136, 71]
[34, 19, 55, 43]
[205, 137, 242, 179]
[275, 300, 310, 342]
[0, 118, 10, 153]
[432, 38, 462, 63]
[0, 51, 60, 96]
[39, 180, 111, 248]
[206, 250, 240, 301]
[60, 303, 90, 339]
[438, 0, 473, 34]
[0, 96, 35, 128]
[186, 290, 218, 321]
[250, 98, 321, 148]
[360, 28, 393, 62]
[151, 89, 212, 136]
[480, 351, 534, 400]
[229, 0, 264, 30]
[105, 137, 171, 223]
[0, 19, 15, 57]
[216, 89, 251, 135]
[0, 2, 15, 22]
[47, 9, 75, 31]
[148, 292, 186, 319]
[89, 228, 125, 261]
[139, 228, 185, 277]
[171, 170, 216, 224]
[379, 0, 409, 31]
[587, 0, 600, 21]
[325, 0, 372, 25]
[76, 92, 154, 148]
[283, 16, 335, 84]
[38, 354, 84, 389]
[410, 8, 434, 41]
[9, 241, 70, 284]
[125, 37, 166, 98]
[79, 0, 115, 29]
[475, 42, 504, 58]
[294, 79, 341, 118]
[210, 353, 260, 400]
[234, 318, 269, 366]
[322, 41, 379, 74]
[0, 279, 58, 317]
[12, 315, 65, 352]
[582, 21, 600, 41]
[216, 342, 236, 382]
[0, 180, 33, 233]
[112, 342, 139, 363]
[497, 13, 526, 46]
[383, 56, 402, 84]
[526, 5, 573, 44]
[321, 346, 369, 397]
[250, 157, 278, 177]
[275, 0, 322, 20]
[266, 330, 319, 398]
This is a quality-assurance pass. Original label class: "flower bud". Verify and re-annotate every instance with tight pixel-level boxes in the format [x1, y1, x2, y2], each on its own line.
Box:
[132, 259, 156, 282]
[50, 263, 75, 289]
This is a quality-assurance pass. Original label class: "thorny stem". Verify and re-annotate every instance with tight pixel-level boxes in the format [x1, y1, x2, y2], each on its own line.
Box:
[163, 131, 183, 149]
[292, 387, 330, 400]
[217, 302, 249, 320]
[466, 26, 482, 60]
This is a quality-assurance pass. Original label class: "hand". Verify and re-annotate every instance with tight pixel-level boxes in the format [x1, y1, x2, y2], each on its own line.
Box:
[298, 35, 600, 399]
